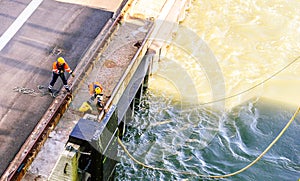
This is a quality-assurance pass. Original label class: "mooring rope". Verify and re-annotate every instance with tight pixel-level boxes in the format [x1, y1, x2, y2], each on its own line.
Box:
[13, 86, 39, 96]
[13, 85, 60, 97]
[118, 106, 300, 178]
[201, 55, 300, 105]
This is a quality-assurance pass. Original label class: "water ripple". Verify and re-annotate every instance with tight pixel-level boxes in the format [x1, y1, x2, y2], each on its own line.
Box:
[116, 93, 300, 181]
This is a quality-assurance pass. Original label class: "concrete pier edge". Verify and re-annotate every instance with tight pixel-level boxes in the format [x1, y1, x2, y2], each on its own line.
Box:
[19, 0, 191, 180]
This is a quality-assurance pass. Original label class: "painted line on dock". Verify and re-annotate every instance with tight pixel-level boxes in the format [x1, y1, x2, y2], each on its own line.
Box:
[0, 0, 43, 51]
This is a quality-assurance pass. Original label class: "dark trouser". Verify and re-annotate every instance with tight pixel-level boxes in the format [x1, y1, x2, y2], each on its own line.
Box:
[48, 72, 69, 90]
[88, 94, 104, 108]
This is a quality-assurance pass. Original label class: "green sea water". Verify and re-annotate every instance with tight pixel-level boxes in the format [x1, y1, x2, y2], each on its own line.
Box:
[115, 0, 300, 180]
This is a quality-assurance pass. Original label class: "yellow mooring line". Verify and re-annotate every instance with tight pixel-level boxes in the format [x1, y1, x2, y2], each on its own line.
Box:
[118, 106, 300, 178]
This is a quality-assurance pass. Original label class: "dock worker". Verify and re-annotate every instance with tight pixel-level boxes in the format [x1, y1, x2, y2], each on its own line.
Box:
[87, 81, 104, 109]
[48, 57, 74, 93]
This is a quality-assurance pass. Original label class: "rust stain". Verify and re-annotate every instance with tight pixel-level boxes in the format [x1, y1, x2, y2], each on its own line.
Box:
[104, 59, 117, 68]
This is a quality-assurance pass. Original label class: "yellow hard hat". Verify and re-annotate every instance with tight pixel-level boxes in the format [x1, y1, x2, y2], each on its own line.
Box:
[57, 57, 65, 65]
[95, 87, 102, 94]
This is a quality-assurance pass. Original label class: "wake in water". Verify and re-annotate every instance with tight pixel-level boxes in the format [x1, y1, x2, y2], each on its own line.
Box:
[115, 91, 300, 181]
[115, 0, 300, 179]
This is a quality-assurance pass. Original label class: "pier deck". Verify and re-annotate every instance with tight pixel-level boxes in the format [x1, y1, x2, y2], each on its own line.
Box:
[0, 0, 191, 180]
[23, 14, 153, 181]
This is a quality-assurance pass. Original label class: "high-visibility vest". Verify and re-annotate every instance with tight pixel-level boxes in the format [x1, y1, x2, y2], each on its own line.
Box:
[52, 62, 72, 74]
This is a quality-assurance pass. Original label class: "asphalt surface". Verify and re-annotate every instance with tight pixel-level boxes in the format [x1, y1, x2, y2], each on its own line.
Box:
[0, 0, 122, 176]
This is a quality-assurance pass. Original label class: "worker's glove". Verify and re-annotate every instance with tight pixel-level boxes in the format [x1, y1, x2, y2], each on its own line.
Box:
[70, 71, 75, 77]
[60, 70, 64, 74]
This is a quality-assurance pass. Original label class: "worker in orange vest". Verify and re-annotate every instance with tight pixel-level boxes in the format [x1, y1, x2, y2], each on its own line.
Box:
[48, 57, 74, 93]
[87, 82, 104, 108]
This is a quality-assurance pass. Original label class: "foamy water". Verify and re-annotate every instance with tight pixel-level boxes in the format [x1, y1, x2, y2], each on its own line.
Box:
[115, 1, 300, 180]
[152, 0, 300, 109]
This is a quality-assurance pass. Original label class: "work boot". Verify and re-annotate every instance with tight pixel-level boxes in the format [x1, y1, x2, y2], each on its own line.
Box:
[66, 88, 71, 93]
[48, 88, 52, 93]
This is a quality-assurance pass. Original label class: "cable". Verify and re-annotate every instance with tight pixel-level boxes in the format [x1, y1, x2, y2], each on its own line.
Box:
[201, 56, 300, 105]
[13, 86, 38, 96]
[118, 106, 300, 178]
[118, 56, 300, 177]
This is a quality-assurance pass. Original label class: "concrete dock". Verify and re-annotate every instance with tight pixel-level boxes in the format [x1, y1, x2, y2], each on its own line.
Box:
[23, 14, 153, 181]
[0, 0, 125, 178]
[0, 0, 191, 180]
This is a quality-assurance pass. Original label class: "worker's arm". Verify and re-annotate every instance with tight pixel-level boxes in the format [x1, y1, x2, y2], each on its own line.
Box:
[64, 63, 75, 76]
[52, 62, 59, 74]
